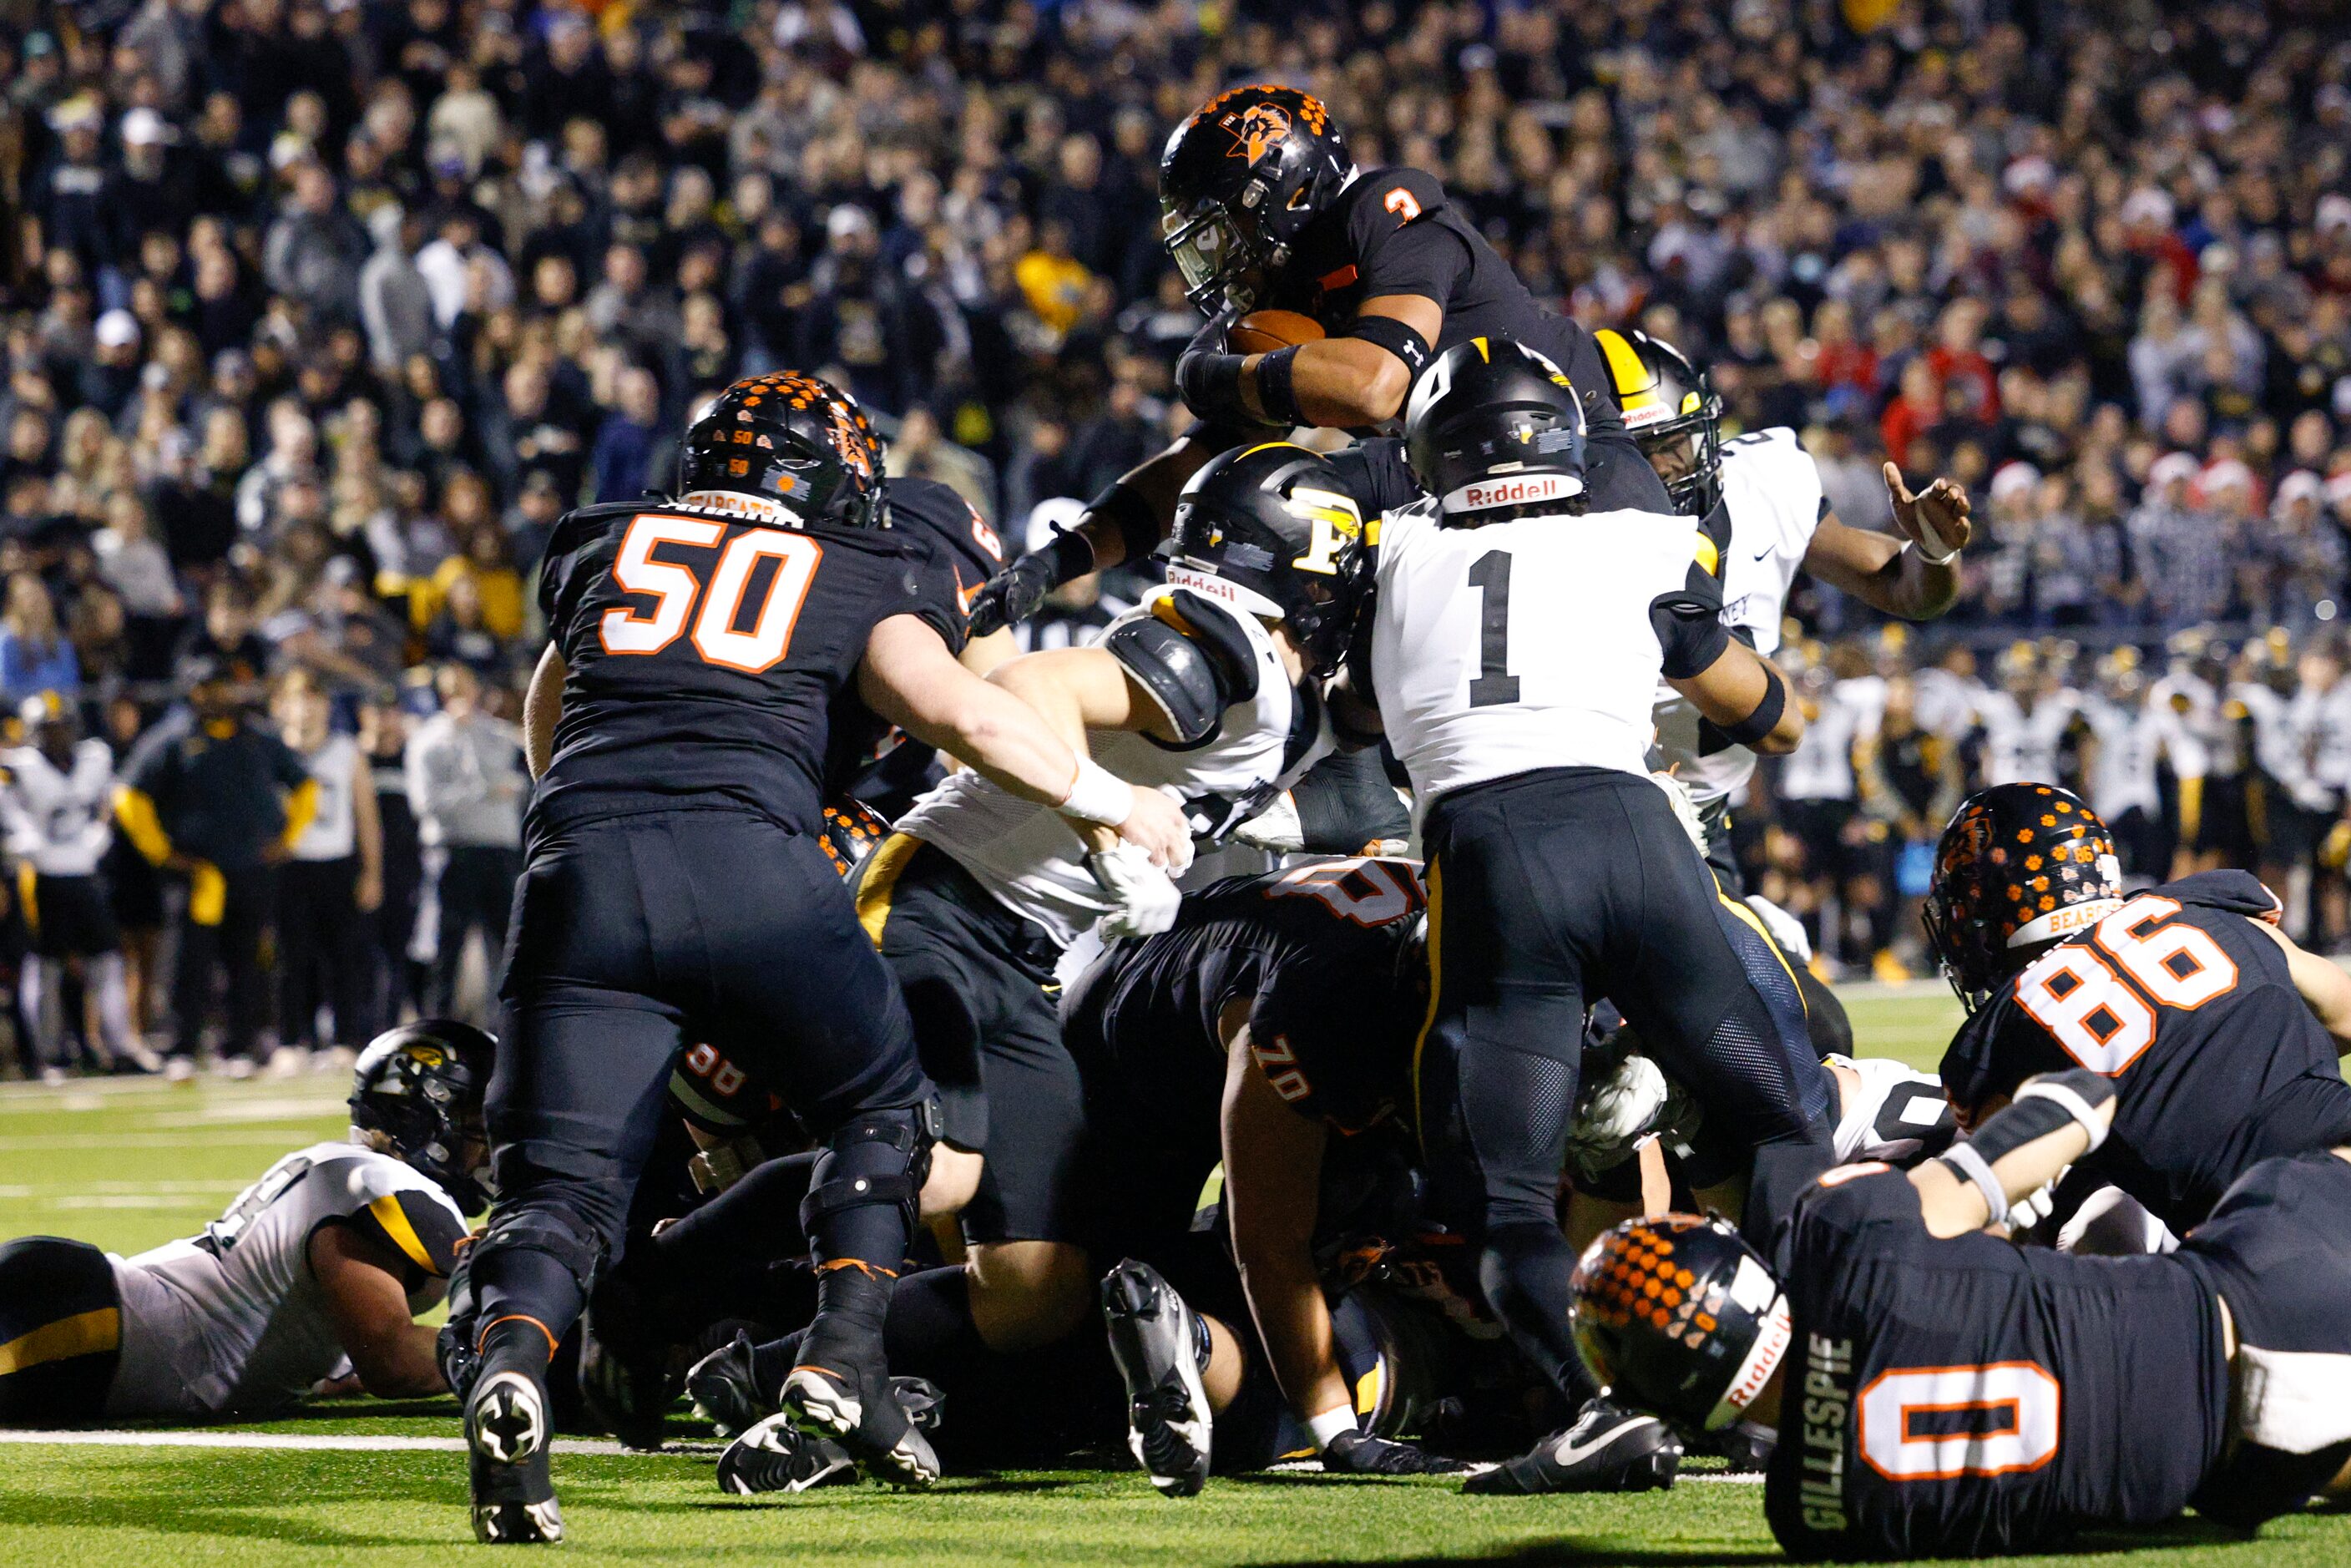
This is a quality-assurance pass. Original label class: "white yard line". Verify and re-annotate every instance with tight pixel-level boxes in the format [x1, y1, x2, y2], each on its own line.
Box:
[0, 1429, 719, 1456]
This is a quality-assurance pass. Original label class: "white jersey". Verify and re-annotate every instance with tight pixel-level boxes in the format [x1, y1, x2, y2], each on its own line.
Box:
[2237, 682, 2331, 809]
[897, 588, 1329, 948]
[2080, 695, 2164, 819]
[0, 739, 115, 877]
[1971, 689, 2081, 787]
[291, 732, 361, 862]
[1371, 498, 1701, 817]
[107, 1142, 464, 1417]
[1651, 428, 1825, 808]
[2308, 680, 2351, 797]
[1912, 666, 1984, 741]
[1777, 684, 1869, 802]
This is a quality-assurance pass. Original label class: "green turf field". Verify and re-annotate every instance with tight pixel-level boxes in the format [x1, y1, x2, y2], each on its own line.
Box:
[1, 989, 2344, 1566]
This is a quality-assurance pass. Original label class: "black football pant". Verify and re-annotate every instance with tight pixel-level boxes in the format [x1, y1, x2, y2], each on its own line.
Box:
[169, 866, 271, 1062]
[0, 1236, 119, 1424]
[474, 809, 933, 1363]
[425, 843, 521, 1017]
[276, 856, 377, 1050]
[1413, 767, 1835, 1404]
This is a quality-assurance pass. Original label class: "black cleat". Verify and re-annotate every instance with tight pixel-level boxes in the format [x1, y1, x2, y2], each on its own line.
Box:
[720, 1378, 940, 1495]
[466, 1368, 565, 1542]
[717, 1411, 857, 1495]
[1464, 1399, 1682, 1495]
[577, 1272, 679, 1451]
[687, 1330, 767, 1439]
[781, 1365, 942, 1488]
[1101, 1258, 1211, 1498]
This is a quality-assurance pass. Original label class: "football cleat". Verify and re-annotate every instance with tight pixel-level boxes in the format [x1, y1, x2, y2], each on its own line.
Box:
[687, 1330, 766, 1439]
[781, 1363, 941, 1489]
[1100, 1258, 1212, 1498]
[466, 1368, 564, 1542]
[1463, 1399, 1682, 1495]
[577, 1270, 677, 1451]
[719, 1379, 940, 1495]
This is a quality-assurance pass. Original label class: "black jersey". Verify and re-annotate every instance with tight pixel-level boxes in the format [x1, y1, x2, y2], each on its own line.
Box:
[823, 478, 1007, 820]
[1939, 871, 2351, 1233]
[1765, 1164, 2228, 1560]
[1064, 857, 1427, 1136]
[1267, 167, 1668, 514]
[530, 498, 965, 839]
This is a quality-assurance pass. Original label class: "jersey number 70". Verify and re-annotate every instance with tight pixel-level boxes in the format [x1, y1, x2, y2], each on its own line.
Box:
[2013, 895, 2238, 1073]
[598, 514, 825, 675]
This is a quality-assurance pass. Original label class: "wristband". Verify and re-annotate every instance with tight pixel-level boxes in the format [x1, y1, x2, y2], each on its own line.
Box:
[1084, 482, 1160, 565]
[2012, 1075, 2110, 1151]
[1903, 535, 1959, 568]
[1937, 1141, 2009, 1227]
[1721, 664, 1787, 746]
[1308, 1405, 1358, 1451]
[1178, 349, 1254, 427]
[1255, 345, 1306, 427]
[1058, 758, 1134, 827]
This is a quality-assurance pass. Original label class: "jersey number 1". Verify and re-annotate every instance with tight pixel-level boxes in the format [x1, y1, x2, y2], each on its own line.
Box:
[599, 515, 825, 675]
[1468, 550, 1519, 706]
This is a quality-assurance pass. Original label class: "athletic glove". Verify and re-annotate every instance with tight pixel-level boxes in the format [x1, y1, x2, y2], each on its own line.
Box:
[967, 530, 1095, 638]
[1176, 307, 1272, 429]
[1322, 1429, 1468, 1475]
[1565, 1050, 1671, 1178]
[1088, 844, 1184, 940]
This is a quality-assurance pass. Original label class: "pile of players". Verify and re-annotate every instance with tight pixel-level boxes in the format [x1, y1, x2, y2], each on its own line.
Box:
[5, 85, 2351, 1562]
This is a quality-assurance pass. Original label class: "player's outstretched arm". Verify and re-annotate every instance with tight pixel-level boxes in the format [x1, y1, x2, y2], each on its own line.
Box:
[1220, 1020, 1352, 1431]
[1910, 1070, 2115, 1238]
[1655, 626, 1806, 756]
[309, 1221, 448, 1398]
[2246, 917, 2351, 1046]
[1802, 466, 1971, 621]
[523, 643, 565, 781]
[859, 615, 1190, 867]
[984, 645, 1181, 749]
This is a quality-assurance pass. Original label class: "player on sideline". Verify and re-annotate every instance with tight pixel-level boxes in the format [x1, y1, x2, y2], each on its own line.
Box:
[1928, 782, 2351, 1234]
[1334, 336, 1833, 1494]
[1576, 1074, 2351, 1555]
[458, 372, 1186, 1541]
[968, 83, 1672, 636]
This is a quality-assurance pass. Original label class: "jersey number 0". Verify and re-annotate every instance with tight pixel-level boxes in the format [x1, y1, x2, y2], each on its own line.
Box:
[598, 514, 825, 675]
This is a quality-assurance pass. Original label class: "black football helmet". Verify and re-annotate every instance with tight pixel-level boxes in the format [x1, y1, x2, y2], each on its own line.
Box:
[1921, 783, 2123, 1012]
[1160, 84, 1354, 313]
[1570, 1214, 1792, 1433]
[676, 372, 887, 529]
[1595, 328, 1722, 515]
[1164, 442, 1371, 676]
[1404, 337, 1588, 522]
[350, 1020, 495, 1212]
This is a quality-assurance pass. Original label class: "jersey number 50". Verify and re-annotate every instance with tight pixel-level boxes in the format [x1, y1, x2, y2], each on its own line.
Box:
[2014, 895, 2237, 1074]
[599, 515, 825, 675]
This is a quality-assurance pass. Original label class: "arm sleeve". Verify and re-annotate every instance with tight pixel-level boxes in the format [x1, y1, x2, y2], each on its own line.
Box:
[114, 784, 174, 865]
[280, 776, 321, 847]
[1287, 746, 1410, 852]
[341, 1188, 469, 1281]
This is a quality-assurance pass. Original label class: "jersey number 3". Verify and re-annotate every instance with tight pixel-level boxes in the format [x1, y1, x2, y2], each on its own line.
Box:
[2014, 895, 2237, 1073]
[599, 515, 824, 675]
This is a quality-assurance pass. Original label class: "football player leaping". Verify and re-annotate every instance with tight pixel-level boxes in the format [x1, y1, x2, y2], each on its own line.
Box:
[465, 372, 1187, 1542]
[0, 1022, 487, 1426]
[1332, 336, 1840, 1495]
[969, 84, 1674, 637]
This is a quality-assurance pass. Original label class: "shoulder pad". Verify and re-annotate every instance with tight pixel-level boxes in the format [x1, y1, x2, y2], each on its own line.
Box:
[889, 478, 1004, 578]
[1105, 591, 1261, 746]
[1352, 166, 1448, 229]
[2156, 869, 2283, 921]
[1695, 499, 1734, 579]
[341, 1181, 469, 1279]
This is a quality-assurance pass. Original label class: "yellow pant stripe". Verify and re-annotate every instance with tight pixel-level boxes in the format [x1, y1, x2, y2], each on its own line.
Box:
[0, 1307, 119, 1377]
[15, 864, 34, 941]
[1717, 893, 1807, 1017]
[1410, 857, 1444, 1143]
[854, 833, 923, 948]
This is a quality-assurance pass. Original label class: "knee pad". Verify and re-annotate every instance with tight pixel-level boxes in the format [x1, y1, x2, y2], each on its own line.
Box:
[801, 1101, 938, 1242]
[468, 1206, 609, 1300]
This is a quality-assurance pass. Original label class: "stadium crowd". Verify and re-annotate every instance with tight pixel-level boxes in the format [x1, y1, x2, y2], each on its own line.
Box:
[0, 0, 2348, 1074]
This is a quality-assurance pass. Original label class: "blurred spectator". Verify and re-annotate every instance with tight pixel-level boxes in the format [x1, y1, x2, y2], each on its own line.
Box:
[404, 663, 522, 1020]
[270, 670, 381, 1070]
[0, 575, 79, 705]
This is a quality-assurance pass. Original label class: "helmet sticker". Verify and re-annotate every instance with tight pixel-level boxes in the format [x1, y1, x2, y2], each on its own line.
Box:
[1224, 102, 1292, 164]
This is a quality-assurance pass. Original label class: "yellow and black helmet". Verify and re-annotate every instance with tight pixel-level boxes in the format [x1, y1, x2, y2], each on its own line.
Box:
[1595, 328, 1722, 516]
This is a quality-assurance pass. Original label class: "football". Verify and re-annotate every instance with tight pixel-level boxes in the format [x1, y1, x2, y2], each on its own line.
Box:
[1226, 309, 1327, 354]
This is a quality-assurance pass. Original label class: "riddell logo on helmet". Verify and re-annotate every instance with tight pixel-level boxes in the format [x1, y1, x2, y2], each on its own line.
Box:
[1448, 473, 1582, 512]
